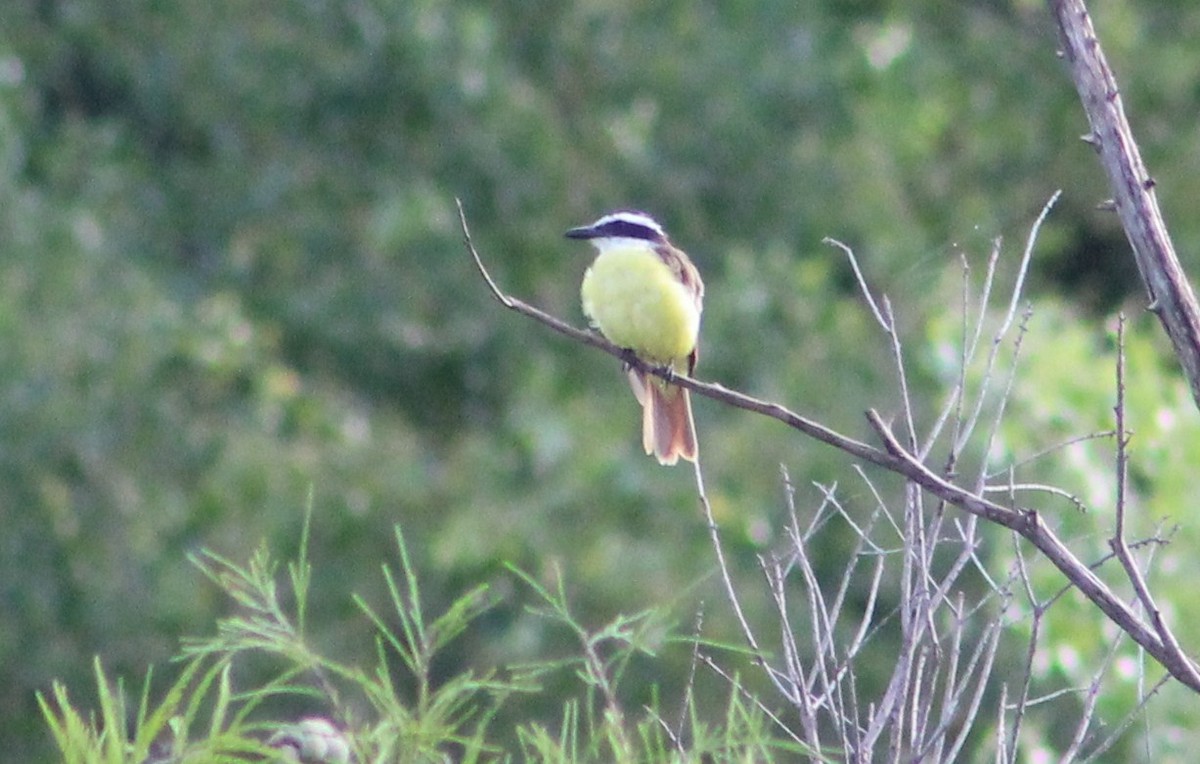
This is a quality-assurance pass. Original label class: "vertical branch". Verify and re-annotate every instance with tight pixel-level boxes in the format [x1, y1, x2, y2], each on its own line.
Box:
[1112, 314, 1131, 544]
[1107, 316, 1200, 689]
[1048, 0, 1200, 410]
[1006, 538, 1041, 762]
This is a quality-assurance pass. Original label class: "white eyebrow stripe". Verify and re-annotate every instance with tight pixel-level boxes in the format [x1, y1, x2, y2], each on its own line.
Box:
[590, 211, 665, 239]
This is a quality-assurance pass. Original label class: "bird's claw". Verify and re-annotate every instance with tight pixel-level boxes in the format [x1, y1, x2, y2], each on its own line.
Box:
[617, 348, 675, 381]
[618, 347, 640, 371]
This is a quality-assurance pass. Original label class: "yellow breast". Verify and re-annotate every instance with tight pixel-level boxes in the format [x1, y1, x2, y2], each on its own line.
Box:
[580, 245, 700, 364]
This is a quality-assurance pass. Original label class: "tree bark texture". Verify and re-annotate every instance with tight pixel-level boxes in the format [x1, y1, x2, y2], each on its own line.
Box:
[1049, 0, 1200, 410]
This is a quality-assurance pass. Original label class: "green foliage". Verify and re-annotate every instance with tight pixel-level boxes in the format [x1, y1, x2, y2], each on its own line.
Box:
[40, 657, 273, 763]
[41, 522, 810, 762]
[7, 0, 1200, 758]
[40, 521, 515, 762]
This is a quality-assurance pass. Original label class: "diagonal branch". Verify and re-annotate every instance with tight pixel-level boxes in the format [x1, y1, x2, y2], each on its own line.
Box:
[1048, 0, 1200, 410]
[454, 198, 1200, 692]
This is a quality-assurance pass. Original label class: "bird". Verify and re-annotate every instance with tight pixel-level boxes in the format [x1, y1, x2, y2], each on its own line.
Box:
[566, 210, 704, 465]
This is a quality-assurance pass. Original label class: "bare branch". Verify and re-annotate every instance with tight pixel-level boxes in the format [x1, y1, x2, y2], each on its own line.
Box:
[696, 653, 809, 749]
[1080, 673, 1171, 763]
[865, 411, 1198, 689]
[1006, 539, 1039, 763]
[1107, 316, 1200, 688]
[957, 191, 1058, 477]
[985, 430, 1117, 478]
[456, 200, 1200, 693]
[688, 451, 789, 701]
[981, 479, 1086, 513]
[827, 237, 888, 331]
[1060, 628, 1125, 760]
[1048, 0, 1200, 410]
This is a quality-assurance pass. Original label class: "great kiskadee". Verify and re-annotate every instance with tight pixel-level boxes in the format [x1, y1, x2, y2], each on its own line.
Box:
[566, 211, 704, 465]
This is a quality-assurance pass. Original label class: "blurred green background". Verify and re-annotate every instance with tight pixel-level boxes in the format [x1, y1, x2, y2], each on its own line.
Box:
[5, 0, 1200, 758]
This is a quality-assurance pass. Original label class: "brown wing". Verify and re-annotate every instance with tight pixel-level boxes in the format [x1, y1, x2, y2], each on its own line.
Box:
[658, 243, 704, 310]
[654, 241, 704, 373]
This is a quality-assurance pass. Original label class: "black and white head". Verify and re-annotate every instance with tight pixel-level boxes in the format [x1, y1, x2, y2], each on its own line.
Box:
[565, 210, 669, 253]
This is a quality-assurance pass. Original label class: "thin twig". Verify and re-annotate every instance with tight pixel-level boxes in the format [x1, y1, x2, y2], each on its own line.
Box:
[955, 193, 1059, 468]
[1107, 316, 1200, 689]
[674, 605, 705, 754]
[827, 237, 888, 331]
[985, 430, 1117, 478]
[1007, 539, 1039, 764]
[976, 306, 1033, 495]
[689, 454, 787, 700]
[696, 653, 808, 748]
[1114, 313, 1131, 544]
[1079, 673, 1171, 763]
[1060, 626, 1126, 762]
[981, 481, 1086, 513]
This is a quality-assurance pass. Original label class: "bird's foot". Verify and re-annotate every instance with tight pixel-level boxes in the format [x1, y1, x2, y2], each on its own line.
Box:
[618, 347, 640, 371]
[617, 349, 676, 382]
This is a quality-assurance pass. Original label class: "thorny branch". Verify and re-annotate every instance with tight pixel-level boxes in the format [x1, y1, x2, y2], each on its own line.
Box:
[455, 198, 1200, 693]
[1049, 0, 1200, 410]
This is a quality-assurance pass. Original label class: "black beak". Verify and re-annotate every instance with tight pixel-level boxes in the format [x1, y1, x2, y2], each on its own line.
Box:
[564, 225, 595, 240]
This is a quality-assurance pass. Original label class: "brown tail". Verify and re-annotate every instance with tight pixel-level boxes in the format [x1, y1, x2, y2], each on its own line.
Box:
[628, 369, 697, 466]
